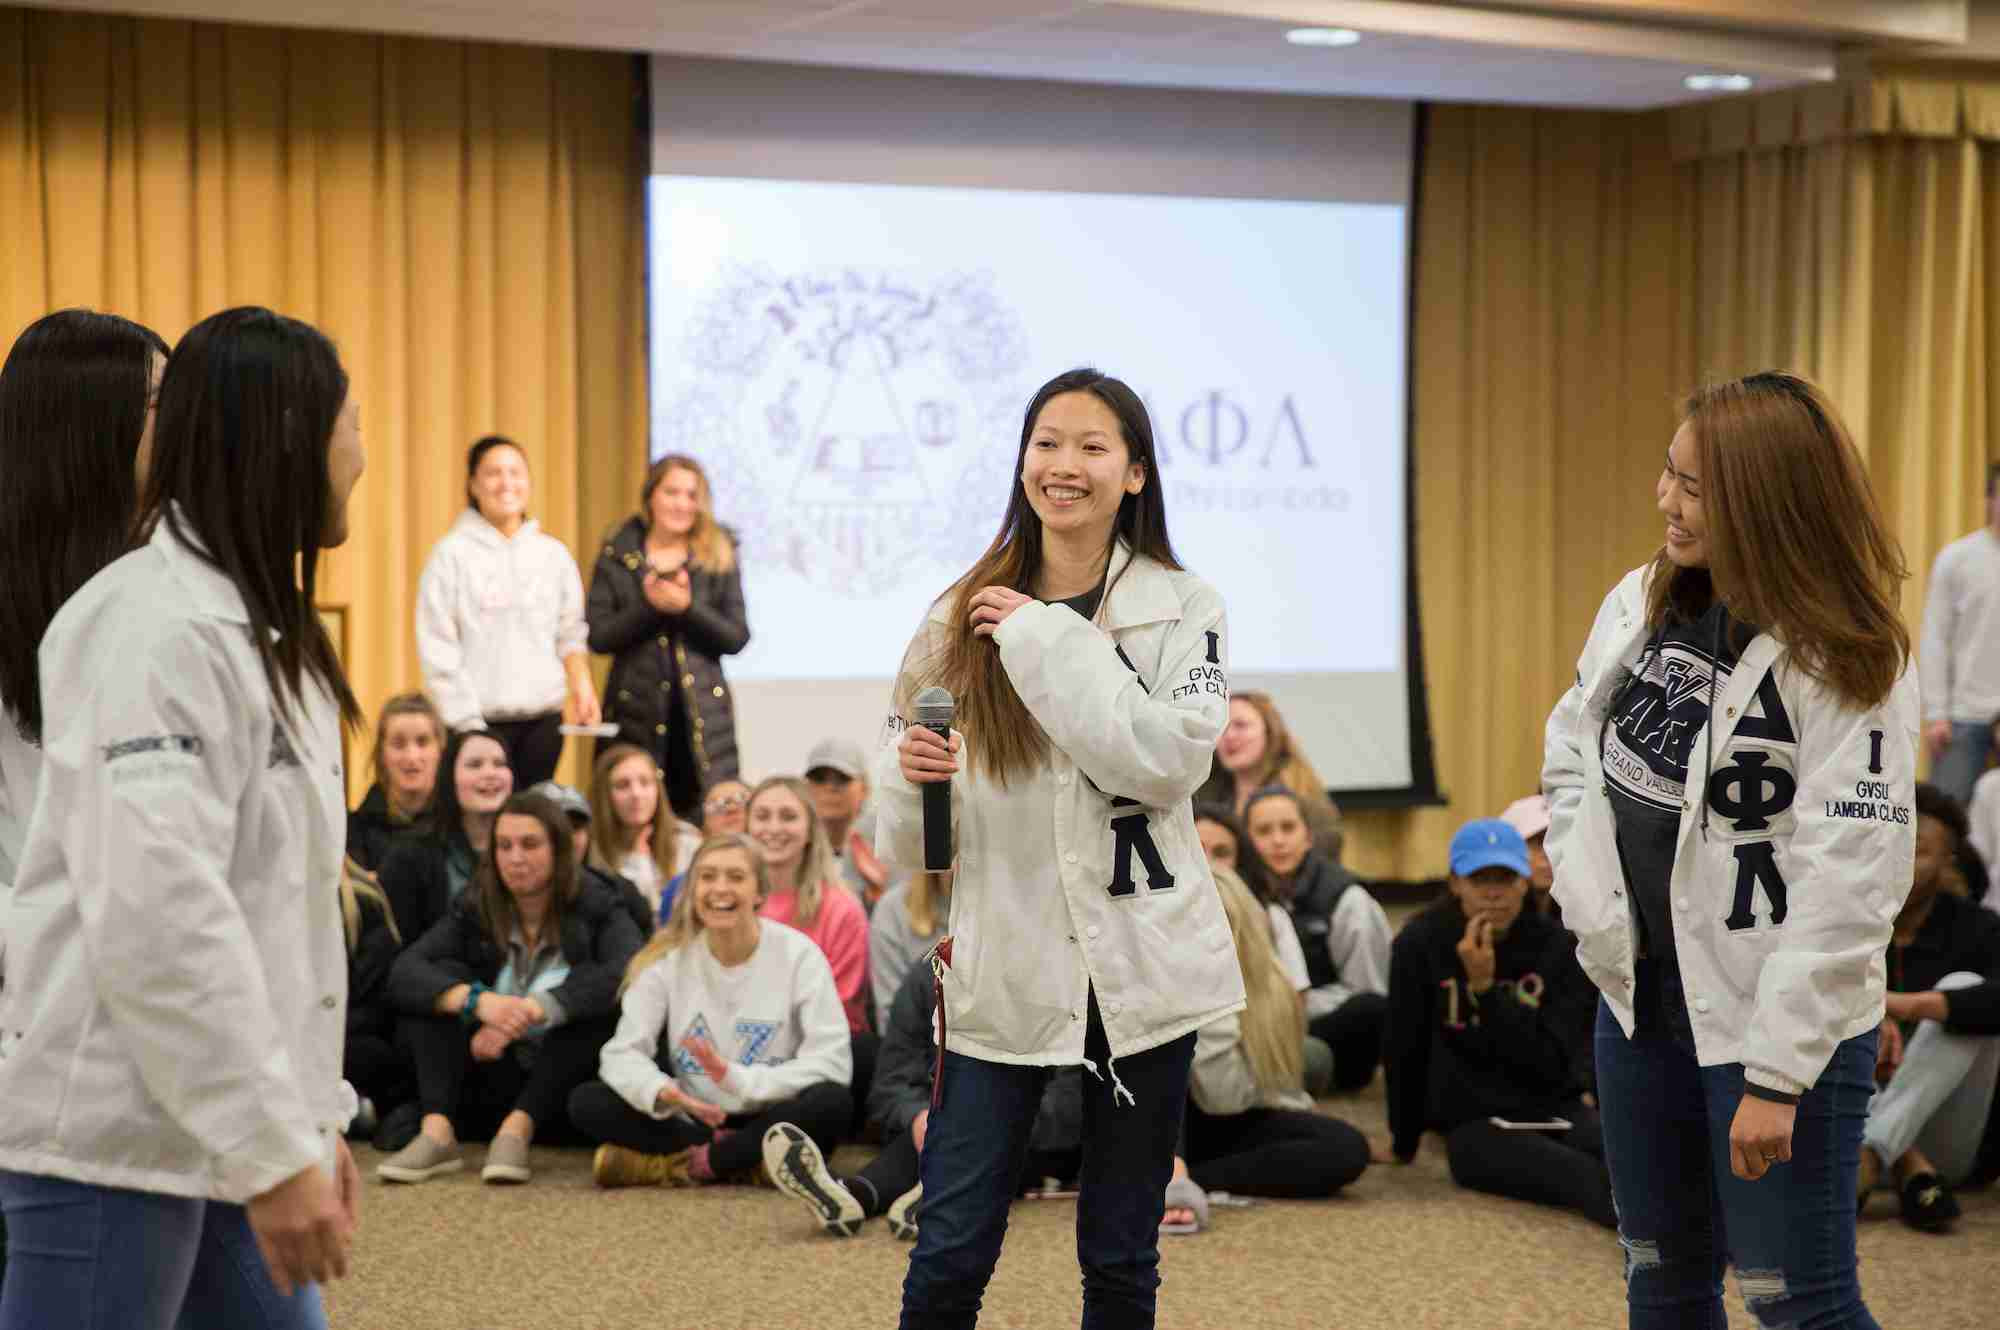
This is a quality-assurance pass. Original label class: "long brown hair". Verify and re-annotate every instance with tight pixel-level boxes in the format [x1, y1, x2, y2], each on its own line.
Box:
[471, 793, 581, 948]
[1646, 372, 1909, 709]
[643, 453, 736, 573]
[587, 743, 680, 898]
[906, 869, 952, 939]
[367, 691, 444, 820]
[1212, 865, 1305, 1094]
[911, 368, 1180, 787]
[623, 833, 770, 994]
[338, 856, 400, 952]
[748, 776, 846, 929]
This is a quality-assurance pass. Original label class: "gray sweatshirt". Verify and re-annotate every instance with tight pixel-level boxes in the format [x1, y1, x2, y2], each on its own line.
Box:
[1919, 527, 2000, 724]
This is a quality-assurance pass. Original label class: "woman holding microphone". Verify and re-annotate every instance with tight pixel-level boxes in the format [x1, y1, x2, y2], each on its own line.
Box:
[1544, 371, 1916, 1330]
[0, 308, 367, 1328]
[879, 367, 1244, 1330]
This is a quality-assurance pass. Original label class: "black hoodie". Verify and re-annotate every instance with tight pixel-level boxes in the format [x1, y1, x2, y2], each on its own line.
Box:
[347, 783, 427, 874]
[1386, 899, 1595, 1161]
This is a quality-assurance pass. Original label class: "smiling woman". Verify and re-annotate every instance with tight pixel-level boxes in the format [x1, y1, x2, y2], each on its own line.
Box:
[568, 834, 855, 1192]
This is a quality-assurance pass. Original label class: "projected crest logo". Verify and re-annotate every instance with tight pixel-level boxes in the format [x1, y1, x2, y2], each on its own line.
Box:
[658, 267, 1029, 594]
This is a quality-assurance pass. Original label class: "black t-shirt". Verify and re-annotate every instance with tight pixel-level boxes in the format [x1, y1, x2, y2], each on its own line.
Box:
[1051, 574, 1107, 623]
[1602, 600, 1745, 1052]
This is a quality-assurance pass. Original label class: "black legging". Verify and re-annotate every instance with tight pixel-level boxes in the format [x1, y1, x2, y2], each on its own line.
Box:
[1307, 991, 1388, 1092]
[483, 712, 564, 790]
[568, 1078, 852, 1177]
[1184, 1103, 1370, 1198]
[343, 1033, 414, 1120]
[399, 1013, 609, 1145]
[1442, 1100, 1616, 1229]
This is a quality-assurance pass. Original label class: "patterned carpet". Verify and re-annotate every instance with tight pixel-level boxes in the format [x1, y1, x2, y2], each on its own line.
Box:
[327, 1082, 1998, 1330]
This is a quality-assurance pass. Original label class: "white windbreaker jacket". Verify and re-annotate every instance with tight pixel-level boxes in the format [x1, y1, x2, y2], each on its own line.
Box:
[872, 545, 1247, 1082]
[416, 509, 588, 731]
[1542, 565, 1919, 1098]
[0, 518, 354, 1202]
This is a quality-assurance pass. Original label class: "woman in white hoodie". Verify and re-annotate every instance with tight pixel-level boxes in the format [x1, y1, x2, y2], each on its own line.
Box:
[416, 435, 598, 787]
[567, 833, 853, 1188]
[0, 307, 367, 1329]
[1544, 372, 1917, 1330]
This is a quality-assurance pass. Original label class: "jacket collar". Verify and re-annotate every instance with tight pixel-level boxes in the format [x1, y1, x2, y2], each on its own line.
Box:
[926, 540, 1180, 631]
[151, 508, 250, 626]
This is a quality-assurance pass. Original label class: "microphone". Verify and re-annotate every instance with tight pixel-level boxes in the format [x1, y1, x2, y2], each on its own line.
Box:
[914, 686, 955, 872]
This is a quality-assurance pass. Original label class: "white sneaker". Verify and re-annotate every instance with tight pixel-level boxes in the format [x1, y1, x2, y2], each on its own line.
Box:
[887, 1183, 922, 1241]
[761, 1123, 863, 1237]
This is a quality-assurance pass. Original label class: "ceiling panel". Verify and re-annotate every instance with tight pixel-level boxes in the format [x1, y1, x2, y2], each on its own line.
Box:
[23, 0, 1969, 108]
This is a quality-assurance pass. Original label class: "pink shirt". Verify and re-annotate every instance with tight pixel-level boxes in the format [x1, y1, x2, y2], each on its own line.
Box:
[760, 882, 871, 1034]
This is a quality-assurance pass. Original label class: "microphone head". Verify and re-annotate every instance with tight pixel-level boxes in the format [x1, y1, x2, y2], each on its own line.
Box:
[914, 686, 955, 728]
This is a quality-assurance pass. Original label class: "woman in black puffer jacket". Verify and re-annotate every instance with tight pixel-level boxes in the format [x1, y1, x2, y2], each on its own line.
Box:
[587, 454, 748, 822]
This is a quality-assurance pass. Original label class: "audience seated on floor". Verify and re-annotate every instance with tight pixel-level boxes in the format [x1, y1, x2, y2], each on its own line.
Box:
[1241, 786, 1391, 1092]
[1193, 803, 1332, 1097]
[658, 776, 756, 912]
[869, 868, 951, 1031]
[530, 779, 655, 941]
[1196, 691, 1344, 857]
[1498, 794, 1557, 921]
[571, 834, 853, 1189]
[376, 794, 641, 1186]
[340, 855, 410, 1139]
[347, 691, 444, 872]
[747, 776, 877, 1120]
[1385, 818, 1612, 1229]
[376, 729, 514, 963]
[762, 947, 1084, 1240]
[1163, 865, 1372, 1234]
[1859, 783, 2000, 1231]
[588, 742, 699, 921]
[807, 736, 903, 914]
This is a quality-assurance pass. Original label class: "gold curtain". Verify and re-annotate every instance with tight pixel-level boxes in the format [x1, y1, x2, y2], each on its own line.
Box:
[0, 7, 646, 794]
[1342, 104, 1694, 880]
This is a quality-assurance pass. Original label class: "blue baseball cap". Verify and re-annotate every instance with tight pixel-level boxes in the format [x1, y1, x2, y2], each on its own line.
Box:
[1449, 818, 1531, 878]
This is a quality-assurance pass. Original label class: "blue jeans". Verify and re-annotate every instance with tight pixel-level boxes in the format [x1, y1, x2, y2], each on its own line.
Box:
[900, 993, 1195, 1330]
[1595, 1001, 1880, 1330]
[0, 1172, 326, 1330]
[1930, 720, 1994, 808]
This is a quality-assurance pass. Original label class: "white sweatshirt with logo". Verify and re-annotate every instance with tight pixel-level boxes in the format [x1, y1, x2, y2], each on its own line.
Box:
[596, 919, 852, 1119]
[416, 509, 588, 730]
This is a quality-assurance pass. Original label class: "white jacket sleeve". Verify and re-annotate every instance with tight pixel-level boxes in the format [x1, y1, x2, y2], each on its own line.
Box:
[1188, 1014, 1261, 1116]
[1328, 887, 1393, 998]
[1969, 770, 2000, 877]
[416, 540, 484, 731]
[724, 944, 854, 1109]
[1543, 578, 1630, 873]
[555, 545, 589, 661]
[1269, 905, 1310, 992]
[47, 618, 321, 1202]
[1917, 546, 1955, 725]
[598, 962, 681, 1118]
[1745, 671, 1916, 1096]
[995, 581, 1228, 808]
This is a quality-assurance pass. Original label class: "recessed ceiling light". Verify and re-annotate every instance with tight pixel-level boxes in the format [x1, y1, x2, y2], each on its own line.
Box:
[1286, 28, 1362, 48]
[1684, 73, 1753, 93]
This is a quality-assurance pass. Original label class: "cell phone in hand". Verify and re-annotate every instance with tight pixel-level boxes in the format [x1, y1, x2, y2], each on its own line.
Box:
[1489, 1116, 1573, 1132]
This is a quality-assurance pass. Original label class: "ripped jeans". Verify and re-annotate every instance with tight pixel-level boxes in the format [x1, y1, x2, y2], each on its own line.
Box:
[1596, 1000, 1880, 1330]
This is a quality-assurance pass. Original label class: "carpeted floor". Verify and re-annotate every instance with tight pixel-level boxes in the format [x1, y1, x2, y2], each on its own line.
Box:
[327, 1080, 1997, 1330]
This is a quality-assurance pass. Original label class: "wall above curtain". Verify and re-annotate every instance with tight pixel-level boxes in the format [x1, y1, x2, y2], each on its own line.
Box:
[0, 6, 647, 796]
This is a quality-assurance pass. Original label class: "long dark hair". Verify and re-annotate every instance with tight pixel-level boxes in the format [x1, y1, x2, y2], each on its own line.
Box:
[432, 728, 512, 851]
[0, 310, 169, 740]
[472, 792, 581, 947]
[141, 307, 360, 728]
[925, 368, 1180, 786]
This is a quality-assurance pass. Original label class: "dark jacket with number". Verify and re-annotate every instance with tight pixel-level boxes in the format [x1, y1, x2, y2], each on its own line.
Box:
[386, 877, 643, 1026]
[1386, 900, 1595, 1161]
[872, 960, 1083, 1158]
[586, 517, 748, 806]
[1888, 890, 2000, 1034]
